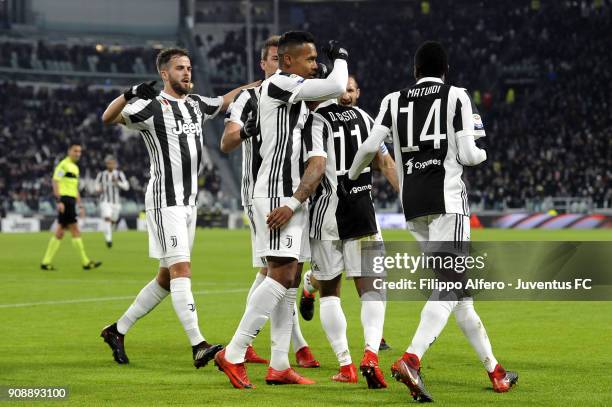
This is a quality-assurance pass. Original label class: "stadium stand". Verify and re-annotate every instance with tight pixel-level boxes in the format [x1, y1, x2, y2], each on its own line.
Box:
[201, 0, 611, 211]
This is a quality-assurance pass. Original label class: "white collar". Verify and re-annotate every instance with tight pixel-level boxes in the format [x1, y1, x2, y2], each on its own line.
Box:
[159, 90, 187, 101]
[416, 77, 444, 84]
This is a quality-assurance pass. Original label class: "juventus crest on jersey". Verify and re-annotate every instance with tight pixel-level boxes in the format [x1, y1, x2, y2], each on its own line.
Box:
[304, 100, 380, 241]
[376, 77, 486, 220]
[121, 91, 222, 210]
[95, 170, 129, 204]
[225, 87, 263, 206]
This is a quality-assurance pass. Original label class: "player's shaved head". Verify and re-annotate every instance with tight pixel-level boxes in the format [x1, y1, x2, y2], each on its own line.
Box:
[414, 41, 449, 79]
[278, 31, 315, 69]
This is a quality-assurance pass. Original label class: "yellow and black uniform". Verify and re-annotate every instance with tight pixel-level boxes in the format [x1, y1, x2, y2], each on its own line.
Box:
[53, 157, 80, 226]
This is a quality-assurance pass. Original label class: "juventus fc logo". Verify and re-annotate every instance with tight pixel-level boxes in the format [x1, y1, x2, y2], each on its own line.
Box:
[188, 303, 195, 312]
[284, 235, 293, 248]
[170, 235, 178, 247]
[405, 158, 414, 175]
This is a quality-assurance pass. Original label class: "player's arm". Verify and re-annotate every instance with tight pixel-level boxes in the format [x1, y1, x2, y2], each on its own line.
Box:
[94, 172, 102, 193]
[51, 163, 65, 213]
[349, 94, 393, 180]
[220, 80, 261, 112]
[77, 190, 84, 218]
[266, 156, 325, 230]
[220, 91, 256, 153]
[454, 89, 486, 166]
[118, 171, 130, 191]
[267, 114, 328, 229]
[373, 146, 399, 193]
[102, 81, 158, 125]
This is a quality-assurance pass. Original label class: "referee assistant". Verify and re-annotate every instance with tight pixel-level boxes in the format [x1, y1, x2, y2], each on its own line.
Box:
[41, 143, 101, 271]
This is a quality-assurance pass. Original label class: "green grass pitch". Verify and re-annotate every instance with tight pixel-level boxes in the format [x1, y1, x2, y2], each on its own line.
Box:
[1, 228, 611, 406]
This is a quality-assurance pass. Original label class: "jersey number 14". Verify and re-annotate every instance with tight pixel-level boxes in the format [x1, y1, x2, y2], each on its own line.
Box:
[400, 98, 447, 152]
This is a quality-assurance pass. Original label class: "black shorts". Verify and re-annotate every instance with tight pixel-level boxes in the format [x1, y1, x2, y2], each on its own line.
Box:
[58, 196, 77, 226]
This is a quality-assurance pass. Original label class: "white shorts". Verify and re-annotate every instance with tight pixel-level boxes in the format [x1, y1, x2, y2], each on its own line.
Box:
[100, 202, 121, 222]
[146, 205, 197, 260]
[406, 213, 470, 253]
[253, 197, 310, 262]
[310, 232, 384, 280]
[245, 204, 265, 268]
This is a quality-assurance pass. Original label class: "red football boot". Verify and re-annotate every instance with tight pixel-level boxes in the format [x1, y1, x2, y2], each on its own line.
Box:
[390, 353, 433, 402]
[214, 348, 254, 389]
[359, 350, 387, 389]
[265, 367, 315, 385]
[295, 346, 320, 368]
[332, 363, 358, 383]
[245, 345, 268, 364]
[488, 364, 519, 393]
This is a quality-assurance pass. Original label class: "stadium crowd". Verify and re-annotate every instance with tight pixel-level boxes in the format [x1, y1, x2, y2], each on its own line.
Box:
[0, 39, 158, 74]
[204, 1, 611, 210]
[1, 1, 610, 215]
[0, 82, 223, 215]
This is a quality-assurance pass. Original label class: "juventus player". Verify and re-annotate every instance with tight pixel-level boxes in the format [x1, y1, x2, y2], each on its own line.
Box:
[349, 41, 518, 401]
[95, 156, 129, 248]
[99, 48, 255, 368]
[299, 74, 396, 352]
[215, 31, 349, 388]
[302, 90, 399, 388]
[220, 36, 320, 368]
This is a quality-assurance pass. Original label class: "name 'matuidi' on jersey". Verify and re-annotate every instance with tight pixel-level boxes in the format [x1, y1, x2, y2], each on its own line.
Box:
[376, 77, 485, 220]
[253, 71, 310, 199]
[304, 100, 381, 241]
[225, 87, 262, 206]
[95, 169, 129, 204]
[121, 91, 222, 210]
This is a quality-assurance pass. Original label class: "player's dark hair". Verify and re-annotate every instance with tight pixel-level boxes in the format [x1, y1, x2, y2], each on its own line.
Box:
[156, 48, 190, 72]
[261, 35, 280, 61]
[278, 31, 315, 67]
[414, 41, 448, 79]
[68, 142, 81, 149]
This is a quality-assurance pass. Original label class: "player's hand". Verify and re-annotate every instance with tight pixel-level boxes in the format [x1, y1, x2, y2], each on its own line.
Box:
[322, 40, 348, 61]
[240, 115, 258, 140]
[124, 81, 158, 101]
[315, 62, 330, 79]
[267, 206, 294, 229]
[57, 202, 65, 214]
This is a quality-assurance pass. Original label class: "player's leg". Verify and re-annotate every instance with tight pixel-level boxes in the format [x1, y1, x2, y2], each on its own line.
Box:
[68, 221, 101, 270]
[312, 239, 356, 382]
[170, 206, 222, 367]
[217, 198, 312, 387]
[391, 215, 440, 402]
[449, 215, 518, 392]
[241, 204, 270, 364]
[292, 230, 319, 368]
[345, 232, 387, 389]
[100, 202, 113, 247]
[101, 266, 170, 364]
[41, 223, 64, 270]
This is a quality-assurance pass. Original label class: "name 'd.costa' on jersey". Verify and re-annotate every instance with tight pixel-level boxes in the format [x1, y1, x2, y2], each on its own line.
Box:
[172, 120, 203, 137]
[328, 109, 358, 123]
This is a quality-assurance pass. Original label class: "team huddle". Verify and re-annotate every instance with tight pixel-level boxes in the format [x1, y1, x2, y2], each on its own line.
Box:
[93, 31, 517, 402]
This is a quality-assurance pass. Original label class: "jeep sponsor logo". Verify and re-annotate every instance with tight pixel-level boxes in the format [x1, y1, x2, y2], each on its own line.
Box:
[405, 158, 442, 175]
[172, 120, 202, 137]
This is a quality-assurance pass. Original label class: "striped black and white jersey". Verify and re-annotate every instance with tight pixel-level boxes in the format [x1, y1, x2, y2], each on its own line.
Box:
[121, 90, 222, 210]
[305, 100, 386, 241]
[253, 71, 311, 199]
[225, 87, 262, 206]
[375, 77, 486, 220]
[95, 170, 129, 204]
